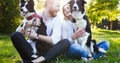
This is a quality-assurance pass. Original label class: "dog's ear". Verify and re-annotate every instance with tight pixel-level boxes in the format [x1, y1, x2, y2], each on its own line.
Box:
[21, 0, 25, 3]
[28, 0, 34, 7]
[27, 0, 35, 12]
[83, 0, 86, 4]
[20, 0, 26, 7]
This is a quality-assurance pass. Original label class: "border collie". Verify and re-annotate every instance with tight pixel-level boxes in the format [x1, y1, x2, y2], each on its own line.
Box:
[16, 0, 50, 58]
[68, 0, 106, 61]
[16, 0, 41, 34]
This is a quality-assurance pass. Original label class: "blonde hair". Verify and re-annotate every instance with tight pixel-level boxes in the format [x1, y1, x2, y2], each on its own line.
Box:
[45, 0, 60, 7]
[62, 3, 72, 20]
[63, 4, 70, 18]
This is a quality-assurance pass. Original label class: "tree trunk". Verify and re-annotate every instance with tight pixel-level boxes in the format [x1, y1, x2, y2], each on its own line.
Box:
[110, 21, 113, 30]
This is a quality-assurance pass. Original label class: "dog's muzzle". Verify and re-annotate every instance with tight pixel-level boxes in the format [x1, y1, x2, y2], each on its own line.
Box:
[21, 11, 28, 16]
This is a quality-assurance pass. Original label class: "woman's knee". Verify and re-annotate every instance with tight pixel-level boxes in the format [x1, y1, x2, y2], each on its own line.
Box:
[104, 41, 110, 50]
[97, 40, 110, 50]
[70, 43, 81, 50]
[69, 43, 83, 53]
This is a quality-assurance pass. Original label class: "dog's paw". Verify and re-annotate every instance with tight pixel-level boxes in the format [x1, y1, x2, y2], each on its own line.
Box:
[98, 47, 107, 53]
[31, 55, 38, 59]
[32, 56, 45, 63]
[81, 57, 88, 62]
[81, 57, 93, 62]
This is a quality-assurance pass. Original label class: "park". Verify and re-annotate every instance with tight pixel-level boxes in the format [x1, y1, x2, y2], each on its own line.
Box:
[0, 0, 120, 63]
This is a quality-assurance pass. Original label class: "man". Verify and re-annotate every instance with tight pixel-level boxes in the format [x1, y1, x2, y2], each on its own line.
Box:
[10, 0, 84, 63]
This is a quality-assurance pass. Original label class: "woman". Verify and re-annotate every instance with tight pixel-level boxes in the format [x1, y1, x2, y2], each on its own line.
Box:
[62, 3, 89, 61]
[62, 3, 110, 61]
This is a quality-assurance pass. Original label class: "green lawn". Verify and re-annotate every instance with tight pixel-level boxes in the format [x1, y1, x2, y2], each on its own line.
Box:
[0, 29, 120, 63]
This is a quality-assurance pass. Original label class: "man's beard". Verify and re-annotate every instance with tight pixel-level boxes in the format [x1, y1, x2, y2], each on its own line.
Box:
[49, 10, 57, 17]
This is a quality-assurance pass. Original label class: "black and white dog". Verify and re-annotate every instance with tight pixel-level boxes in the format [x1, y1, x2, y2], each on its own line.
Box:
[16, 0, 41, 34]
[16, 0, 51, 58]
[68, 0, 106, 61]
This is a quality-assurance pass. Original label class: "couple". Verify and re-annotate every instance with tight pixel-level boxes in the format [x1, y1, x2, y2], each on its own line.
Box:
[10, 0, 109, 63]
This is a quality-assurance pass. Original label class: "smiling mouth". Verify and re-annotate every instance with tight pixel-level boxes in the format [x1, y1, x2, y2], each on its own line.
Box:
[72, 7, 78, 11]
[21, 11, 28, 16]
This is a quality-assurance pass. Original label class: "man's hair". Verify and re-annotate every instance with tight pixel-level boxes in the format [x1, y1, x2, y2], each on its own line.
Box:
[45, 0, 60, 7]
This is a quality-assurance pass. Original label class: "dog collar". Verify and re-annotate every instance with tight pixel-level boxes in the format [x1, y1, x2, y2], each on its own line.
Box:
[27, 13, 41, 20]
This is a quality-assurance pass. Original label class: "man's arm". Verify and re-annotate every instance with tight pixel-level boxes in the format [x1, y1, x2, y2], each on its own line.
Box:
[28, 16, 62, 45]
[37, 34, 53, 44]
[27, 29, 53, 44]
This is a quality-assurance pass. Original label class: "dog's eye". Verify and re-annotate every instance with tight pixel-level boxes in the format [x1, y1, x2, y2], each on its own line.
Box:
[26, 4, 28, 8]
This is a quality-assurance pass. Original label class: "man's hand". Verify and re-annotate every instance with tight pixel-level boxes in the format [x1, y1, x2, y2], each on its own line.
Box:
[32, 18, 41, 27]
[71, 28, 85, 40]
[26, 18, 41, 27]
[26, 29, 38, 40]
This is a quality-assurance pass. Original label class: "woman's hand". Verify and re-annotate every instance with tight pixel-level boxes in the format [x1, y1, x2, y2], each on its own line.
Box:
[71, 28, 85, 40]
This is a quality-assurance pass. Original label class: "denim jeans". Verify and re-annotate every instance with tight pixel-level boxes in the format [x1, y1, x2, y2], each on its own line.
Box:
[10, 32, 51, 63]
[11, 32, 71, 63]
[68, 40, 110, 59]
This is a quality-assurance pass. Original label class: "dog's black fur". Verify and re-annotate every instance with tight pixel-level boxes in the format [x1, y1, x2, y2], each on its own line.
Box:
[19, 0, 52, 56]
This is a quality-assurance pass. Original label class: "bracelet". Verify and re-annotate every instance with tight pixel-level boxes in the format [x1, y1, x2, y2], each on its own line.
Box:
[36, 34, 39, 40]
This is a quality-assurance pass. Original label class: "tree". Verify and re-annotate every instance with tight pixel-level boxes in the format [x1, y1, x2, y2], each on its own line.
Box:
[86, 0, 120, 29]
[0, 0, 22, 34]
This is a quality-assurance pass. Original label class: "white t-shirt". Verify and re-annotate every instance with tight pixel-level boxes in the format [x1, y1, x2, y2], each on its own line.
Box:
[38, 12, 62, 45]
[62, 19, 75, 43]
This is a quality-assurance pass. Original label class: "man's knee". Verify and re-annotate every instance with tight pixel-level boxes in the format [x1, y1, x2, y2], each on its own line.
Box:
[10, 32, 22, 39]
[59, 39, 70, 46]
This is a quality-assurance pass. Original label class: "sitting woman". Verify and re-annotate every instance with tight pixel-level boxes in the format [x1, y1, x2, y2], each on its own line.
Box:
[62, 3, 110, 61]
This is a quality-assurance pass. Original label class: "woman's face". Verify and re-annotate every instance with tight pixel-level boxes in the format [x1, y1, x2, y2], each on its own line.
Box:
[63, 4, 71, 17]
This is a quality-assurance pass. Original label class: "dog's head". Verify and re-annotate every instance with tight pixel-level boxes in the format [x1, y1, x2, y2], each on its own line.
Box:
[68, 0, 86, 14]
[20, 0, 35, 16]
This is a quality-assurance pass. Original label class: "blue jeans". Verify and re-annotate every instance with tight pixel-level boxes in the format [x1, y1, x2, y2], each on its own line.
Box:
[68, 41, 110, 59]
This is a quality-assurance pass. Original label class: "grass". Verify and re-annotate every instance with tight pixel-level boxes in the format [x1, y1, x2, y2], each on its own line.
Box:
[0, 29, 120, 63]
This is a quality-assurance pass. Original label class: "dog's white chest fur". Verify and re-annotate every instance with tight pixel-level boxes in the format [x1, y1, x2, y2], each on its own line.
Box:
[75, 18, 87, 30]
[73, 12, 87, 30]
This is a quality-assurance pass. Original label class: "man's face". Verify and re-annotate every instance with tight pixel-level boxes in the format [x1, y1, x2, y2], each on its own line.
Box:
[49, 1, 60, 17]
